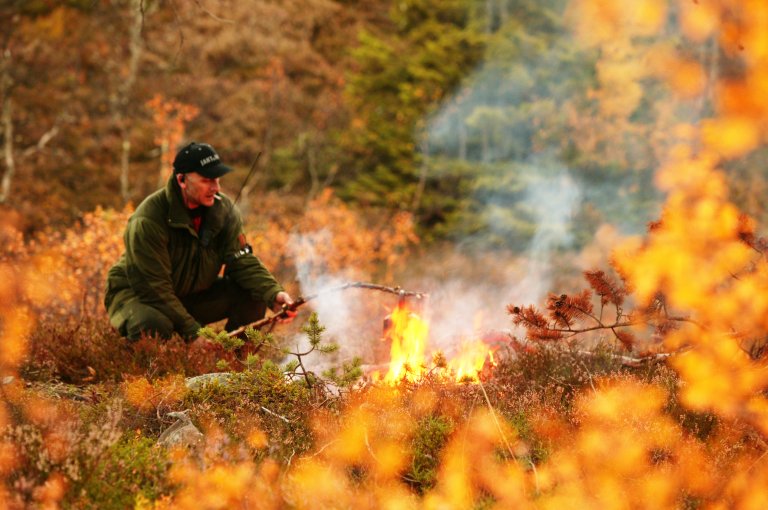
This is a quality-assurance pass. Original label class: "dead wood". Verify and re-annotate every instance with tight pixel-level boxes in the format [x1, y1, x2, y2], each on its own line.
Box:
[227, 281, 427, 338]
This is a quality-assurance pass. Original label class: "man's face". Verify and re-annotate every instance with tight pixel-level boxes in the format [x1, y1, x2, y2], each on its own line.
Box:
[177, 172, 220, 208]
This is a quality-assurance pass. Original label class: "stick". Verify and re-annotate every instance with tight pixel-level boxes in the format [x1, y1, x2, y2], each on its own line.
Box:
[260, 405, 291, 423]
[227, 281, 428, 337]
[573, 348, 685, 367]
[234, 151, 262, 205]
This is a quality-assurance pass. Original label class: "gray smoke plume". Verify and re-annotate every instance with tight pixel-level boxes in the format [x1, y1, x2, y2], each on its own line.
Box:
[285, 8, 683, 370]
[285, 229, 387, 373]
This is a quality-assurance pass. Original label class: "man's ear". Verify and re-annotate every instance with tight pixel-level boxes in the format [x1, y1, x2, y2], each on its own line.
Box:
[176, 173, 186, 186]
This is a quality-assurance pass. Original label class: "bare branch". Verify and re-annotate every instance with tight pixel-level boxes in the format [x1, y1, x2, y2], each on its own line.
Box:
[260, 405, 291, 423]
[192, 0, 235, 24]
[20, 124, 59, 158]
[227, 282, 428, 337]
[574, 348, 686, 367]
[539, 316, 701, 337]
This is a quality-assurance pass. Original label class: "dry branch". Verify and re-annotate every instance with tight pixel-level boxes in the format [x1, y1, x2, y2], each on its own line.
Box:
[227, 282, 428, 337]
[574, 349, 684, 367]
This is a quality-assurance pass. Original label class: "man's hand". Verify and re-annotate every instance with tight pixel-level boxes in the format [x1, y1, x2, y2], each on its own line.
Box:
[273, 291, 298, 323]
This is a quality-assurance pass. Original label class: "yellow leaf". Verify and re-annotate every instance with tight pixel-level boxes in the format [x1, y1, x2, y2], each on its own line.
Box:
[702, 117, 760, 158]
[679, 0, 719, 41]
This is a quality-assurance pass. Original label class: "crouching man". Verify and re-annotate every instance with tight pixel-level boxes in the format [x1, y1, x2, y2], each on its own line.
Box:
[104, 141, 294, 349]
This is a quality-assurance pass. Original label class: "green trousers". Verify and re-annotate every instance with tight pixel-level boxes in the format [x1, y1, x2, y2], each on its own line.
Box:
[112, 277, 267, 341]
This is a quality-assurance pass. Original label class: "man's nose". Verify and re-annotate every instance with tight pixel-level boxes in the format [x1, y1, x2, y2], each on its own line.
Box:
[211, 178, 220, 192]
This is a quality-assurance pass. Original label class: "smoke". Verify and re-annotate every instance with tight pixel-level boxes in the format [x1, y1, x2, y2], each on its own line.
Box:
[415, 158, 584, 356]
[405, 12, 671, 348]
[505, 163, 582, 303]
[284, 229, 387, 372]
[284, 163, 583, 369]
[284, 8, 684, 369]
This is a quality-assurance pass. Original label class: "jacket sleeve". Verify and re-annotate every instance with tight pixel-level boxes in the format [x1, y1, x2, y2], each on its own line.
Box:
[124, 217, 201, 338]
[221, 208, 284, 308]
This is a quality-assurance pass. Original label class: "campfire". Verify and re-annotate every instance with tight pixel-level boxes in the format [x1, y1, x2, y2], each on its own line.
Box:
[378, 301, 498, 384]
[230, 282, 499, 384]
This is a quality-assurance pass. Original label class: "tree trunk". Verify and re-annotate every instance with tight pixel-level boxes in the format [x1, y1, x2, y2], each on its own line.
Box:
[120, 139, 131, 201]
[0, 46, 13, 204]
[497, 0, 509, 27]
[117, 0, 151, 202]
[0, 95, 14, 204]
[486, 0, 494, 33]
[458, 114, 467, 161]
[158, 138, 169, 188]
[411, 137, 429, 212]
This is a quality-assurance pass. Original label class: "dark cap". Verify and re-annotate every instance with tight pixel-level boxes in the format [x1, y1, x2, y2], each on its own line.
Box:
[172, 142, 232, 179]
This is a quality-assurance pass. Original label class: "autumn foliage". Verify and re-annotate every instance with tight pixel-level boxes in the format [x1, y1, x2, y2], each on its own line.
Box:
[248, 188, 419, 282]
[6, 0, 768, 509]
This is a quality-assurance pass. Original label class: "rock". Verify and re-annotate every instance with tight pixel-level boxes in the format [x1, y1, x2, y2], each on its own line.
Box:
[157, 410, 203, 450]
[184, 372, 232, 391]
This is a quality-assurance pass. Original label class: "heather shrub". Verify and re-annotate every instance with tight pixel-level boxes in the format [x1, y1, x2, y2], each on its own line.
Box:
[405, 414, 454, 494]
[68, 432, 170, 509]
[22, 319, 131, 383]
[2, 397, 123, 509]
[183, 360, 318, 464]
[490, 343, 625, 410]
[22, 319, 224, 384]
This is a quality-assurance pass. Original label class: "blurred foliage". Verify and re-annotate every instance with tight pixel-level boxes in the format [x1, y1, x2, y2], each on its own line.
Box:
[247, 188, 419, 283]
[405, 414, 455, 493]
[74, 432, 171, 509]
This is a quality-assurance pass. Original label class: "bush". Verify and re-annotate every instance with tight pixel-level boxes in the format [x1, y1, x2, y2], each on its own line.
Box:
[22, 318, 224, 384]
[69, 433, 170, 510]
[184, 360, 318, 464]
[405, 414, 454, 493]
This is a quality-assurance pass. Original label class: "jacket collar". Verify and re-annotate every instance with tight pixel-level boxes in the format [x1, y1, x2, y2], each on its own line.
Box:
[164, 176, 228, 243]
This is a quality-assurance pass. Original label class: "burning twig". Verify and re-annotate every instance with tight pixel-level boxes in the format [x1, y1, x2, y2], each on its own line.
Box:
[227, 282, 428, 338]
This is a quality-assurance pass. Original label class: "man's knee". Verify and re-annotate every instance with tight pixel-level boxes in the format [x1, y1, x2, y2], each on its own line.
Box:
[125, 305, 174, 341]
[226, 286, 267, 331]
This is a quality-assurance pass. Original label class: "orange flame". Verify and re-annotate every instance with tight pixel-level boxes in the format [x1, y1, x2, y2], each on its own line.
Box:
[382, 303, 496, 384]
[383, 304, 429, 383]
[450, 339, 497, 382]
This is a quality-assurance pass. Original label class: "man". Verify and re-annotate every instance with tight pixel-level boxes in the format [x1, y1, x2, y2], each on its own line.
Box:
[104, 141, 294, 348]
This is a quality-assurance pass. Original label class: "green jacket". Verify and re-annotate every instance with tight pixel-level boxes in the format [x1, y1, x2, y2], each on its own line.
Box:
[104, 176, 283, 338]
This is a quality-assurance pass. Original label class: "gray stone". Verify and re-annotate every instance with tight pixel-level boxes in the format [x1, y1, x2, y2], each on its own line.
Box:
[157, 410, 203, 450]
[184, 372, 232, 391]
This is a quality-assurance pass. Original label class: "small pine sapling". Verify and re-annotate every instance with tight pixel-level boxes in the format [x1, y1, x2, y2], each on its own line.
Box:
[322, 357, 364, 388]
